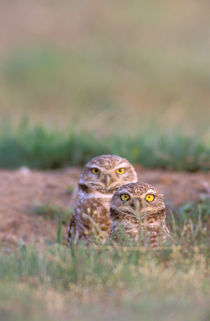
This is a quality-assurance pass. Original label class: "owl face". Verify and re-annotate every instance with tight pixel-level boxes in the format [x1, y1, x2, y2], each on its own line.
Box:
[110, 182, 165, 219]
[79, 155, 138, 192]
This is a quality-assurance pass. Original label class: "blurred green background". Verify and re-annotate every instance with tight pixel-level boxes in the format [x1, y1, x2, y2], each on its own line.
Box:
[0, 0, 210, 134]
[0, 0, 209, 169]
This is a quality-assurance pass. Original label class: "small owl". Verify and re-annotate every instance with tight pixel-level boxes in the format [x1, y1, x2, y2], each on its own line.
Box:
[67, 155, 138, 244]
[110, 182, 170, 246]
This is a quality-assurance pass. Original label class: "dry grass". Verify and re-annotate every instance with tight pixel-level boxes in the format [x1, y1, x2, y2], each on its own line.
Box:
[0, 193, 209, 321]
[0, 241, 209, 320]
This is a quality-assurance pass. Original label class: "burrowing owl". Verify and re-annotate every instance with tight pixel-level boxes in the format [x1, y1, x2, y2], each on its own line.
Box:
[110, 182, 170, 246]
[67, 155, 138, 244]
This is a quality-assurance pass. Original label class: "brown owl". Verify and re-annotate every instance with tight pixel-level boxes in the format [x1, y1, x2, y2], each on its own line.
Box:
[67, 155, 138, 244]
[110, 182, 170, 246]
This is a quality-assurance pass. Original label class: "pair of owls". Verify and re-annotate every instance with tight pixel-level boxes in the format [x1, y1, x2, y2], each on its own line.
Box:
[67, 155, 170, 246]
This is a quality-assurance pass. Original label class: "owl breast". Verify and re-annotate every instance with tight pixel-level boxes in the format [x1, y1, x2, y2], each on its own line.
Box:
[67, 188, 112, 244]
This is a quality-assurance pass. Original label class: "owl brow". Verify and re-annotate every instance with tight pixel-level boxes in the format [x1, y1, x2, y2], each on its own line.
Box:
[145, 189, 156, 195]
[114, 162, 129, 169]
[119, 190, 131, 196]
[88, 165, 102, 170]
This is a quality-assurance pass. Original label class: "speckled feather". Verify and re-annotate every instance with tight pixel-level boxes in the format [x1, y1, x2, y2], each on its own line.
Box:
[67, 155, 138, 244]
[110, 182, 170, 246]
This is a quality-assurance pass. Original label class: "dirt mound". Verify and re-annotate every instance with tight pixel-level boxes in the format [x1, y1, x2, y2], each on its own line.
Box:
[0, 167, 209, 246]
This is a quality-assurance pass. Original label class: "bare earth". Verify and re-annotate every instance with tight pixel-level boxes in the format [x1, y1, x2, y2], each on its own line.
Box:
[0, 167, 209, 246]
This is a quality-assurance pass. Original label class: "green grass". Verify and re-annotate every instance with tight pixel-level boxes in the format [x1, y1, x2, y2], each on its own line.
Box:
[0, 123, 209, 171]
[30, 203, 72, 225]
[0, 201, 209, 321]
[178, 196, 210, 225]
[29, 203, 73, 244]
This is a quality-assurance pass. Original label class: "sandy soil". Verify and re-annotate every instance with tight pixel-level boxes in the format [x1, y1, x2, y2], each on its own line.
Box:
[0, 167, 209, 246]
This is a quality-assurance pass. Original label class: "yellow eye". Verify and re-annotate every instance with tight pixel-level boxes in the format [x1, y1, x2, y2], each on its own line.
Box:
[145, 194, 155, 202]
[91, 168, 100, 175]
[120, 194, 130, 201]
[116, 168, 125, 174]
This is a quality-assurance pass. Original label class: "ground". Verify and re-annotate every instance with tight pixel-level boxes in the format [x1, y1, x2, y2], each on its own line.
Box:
[0, 166, 209, 246]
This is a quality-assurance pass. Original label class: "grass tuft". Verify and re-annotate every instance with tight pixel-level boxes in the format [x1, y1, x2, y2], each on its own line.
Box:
[0, 198, 209, 321]
[0, 123, 209, 171]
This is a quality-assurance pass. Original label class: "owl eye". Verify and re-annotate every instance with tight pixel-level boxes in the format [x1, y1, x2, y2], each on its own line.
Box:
[116, 168, 125, 174]
[91, 168, 100, 175]
[145, 194, 155, 202]
[120, 194, 130, 201]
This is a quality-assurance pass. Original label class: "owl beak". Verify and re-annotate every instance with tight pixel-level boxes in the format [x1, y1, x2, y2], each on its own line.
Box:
[132, 199, 140, 209]
[104, 175, 111, 188]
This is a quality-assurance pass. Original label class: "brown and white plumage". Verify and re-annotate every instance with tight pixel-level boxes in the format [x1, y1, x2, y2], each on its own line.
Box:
[110, 182, 170, 246]
[67, 155, 138, 244]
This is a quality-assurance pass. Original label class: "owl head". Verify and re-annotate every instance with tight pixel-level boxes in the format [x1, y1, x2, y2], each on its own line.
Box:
[79, 155, 138, 193]
[110, 182, 165, 220]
